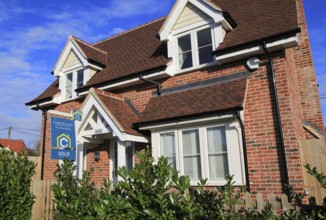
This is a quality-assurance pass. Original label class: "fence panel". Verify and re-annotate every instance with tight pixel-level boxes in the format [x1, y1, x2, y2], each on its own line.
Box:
[28, 156, 42, 180]
[30, 180, 55, 220]
[299, 139, 326, 205]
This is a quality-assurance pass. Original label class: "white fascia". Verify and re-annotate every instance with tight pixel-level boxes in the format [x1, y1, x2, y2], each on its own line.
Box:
[28, 99, 59, 110]
[78, 70, 168, 96]
[139, 113, 237, 131]
[217, 35, 299, 64]
[159, 0, 229, 41]
[53, 36, 89, 76]
[79, 93, 148, 143]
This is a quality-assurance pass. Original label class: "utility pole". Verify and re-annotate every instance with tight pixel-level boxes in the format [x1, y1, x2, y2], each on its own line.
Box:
[8, 126, 12, 140]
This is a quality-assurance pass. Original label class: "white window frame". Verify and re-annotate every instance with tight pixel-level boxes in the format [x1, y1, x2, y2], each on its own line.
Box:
[152, 119, 245, 186]
[62, 68, 85, 100]
[174, 25, 218, 72]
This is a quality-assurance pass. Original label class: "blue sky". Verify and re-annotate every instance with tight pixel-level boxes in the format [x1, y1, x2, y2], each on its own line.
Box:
[0, 0, 324, 147]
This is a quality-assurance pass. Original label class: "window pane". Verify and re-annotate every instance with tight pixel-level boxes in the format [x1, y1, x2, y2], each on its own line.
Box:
[178, 34, 192, 53]
[178, 34, 193, 69]
[126, 145, 133, 171]
[160, 133, 176, 169]
[197, 28, 213, 65]
[197, 28, 212, 47]
[76, 70, 84, 89]
[66, 73, 73, 99]
[207, 127, 229, 179]
[182, 129, 201, 179]
[199, 46, 214, 65]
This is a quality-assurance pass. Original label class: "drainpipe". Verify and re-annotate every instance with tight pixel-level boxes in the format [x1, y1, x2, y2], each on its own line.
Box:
[262, 41, 289, 187]
[237, 110, 250, 192]
[139, 74, 161, 95]
[40, 109, 47, 180]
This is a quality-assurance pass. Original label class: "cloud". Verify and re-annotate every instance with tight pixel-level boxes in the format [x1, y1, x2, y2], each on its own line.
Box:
[0, 0, 174, 145]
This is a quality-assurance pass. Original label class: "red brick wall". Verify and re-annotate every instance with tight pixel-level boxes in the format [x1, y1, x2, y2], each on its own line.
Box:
[294, 0, 325, 133]
[85, 145, 111, 184]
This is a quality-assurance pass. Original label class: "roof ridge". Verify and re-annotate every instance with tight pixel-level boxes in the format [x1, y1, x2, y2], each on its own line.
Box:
[71, 36, 107, 54]
[93, 16, 166, 46]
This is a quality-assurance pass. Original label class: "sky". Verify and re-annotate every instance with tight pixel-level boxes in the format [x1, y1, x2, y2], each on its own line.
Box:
[0, 0, 325, 148]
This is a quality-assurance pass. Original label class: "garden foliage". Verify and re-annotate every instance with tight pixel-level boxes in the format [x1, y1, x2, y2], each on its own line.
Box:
[52, 148, 326, 219]
[0, 149, 36, 219]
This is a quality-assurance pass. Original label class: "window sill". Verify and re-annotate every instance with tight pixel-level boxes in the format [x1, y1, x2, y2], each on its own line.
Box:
[59, 95, 84, 104]
[174, 61, 219, 76]
[190, 180, 245, 187]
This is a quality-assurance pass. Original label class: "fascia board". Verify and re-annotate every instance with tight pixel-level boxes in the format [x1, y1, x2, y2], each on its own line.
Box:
[160, 0, 224, 41]
[53, 37, 88, 76]
[217, 35, 298, 64]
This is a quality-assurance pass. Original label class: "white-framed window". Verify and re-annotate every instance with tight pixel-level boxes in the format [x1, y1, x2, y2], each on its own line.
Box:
[63, 68, 85, 100]
[176, 26, 215, 70]
[152, 120, 245, 186]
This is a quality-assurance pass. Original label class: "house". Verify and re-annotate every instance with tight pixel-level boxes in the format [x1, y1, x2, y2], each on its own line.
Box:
[26, 0, 325, 195]
[0, 139, 29, 155]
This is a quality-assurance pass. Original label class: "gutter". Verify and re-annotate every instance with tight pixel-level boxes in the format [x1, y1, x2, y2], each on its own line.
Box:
[262, 41, 289, 188]
[76, 65, 167, 93]
[236, 110, 250, 192]
[213, 28, 301, 56]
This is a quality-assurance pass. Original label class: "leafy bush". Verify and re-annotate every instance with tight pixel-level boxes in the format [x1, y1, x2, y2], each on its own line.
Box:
[52, 159, 99, 219]
[52, 148, 326, 219]
[0, 149, 36, 219]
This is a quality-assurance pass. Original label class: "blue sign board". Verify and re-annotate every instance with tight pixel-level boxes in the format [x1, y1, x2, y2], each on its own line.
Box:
[50, 117, 76, 160]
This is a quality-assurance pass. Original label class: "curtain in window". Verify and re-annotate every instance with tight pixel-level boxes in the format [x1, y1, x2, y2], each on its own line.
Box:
[160, 133, 176, 169]
[182, 129, 201, 179]
[207, 127, 229, 179]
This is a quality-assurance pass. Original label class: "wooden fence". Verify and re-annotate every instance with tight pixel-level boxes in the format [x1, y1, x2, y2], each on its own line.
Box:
[30, 180, 56, 220]
[299, 139, 326, 205]
[28, 156, 42, 181]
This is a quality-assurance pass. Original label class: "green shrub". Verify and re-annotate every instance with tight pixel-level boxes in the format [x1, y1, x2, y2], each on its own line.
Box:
[52, 148, 326, 219]
[52, 159, 99, 219]
[0, 149, 36, 219]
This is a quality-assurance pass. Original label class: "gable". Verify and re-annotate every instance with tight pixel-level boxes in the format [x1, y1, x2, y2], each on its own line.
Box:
[172, 3, 211, 31]
[62, 50, 82, 70]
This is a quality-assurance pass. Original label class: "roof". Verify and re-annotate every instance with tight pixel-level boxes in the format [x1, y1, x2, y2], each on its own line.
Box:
[26, 78, 59, 105]
[72, 36, 107, 66]
[84, 17, 169, 88]
[213, 0, 299, 52]
[138, 77, 248, 125]
[28, 0, 299, 105]
[91, 88, 142, 136]
[0, 139, 29, 154]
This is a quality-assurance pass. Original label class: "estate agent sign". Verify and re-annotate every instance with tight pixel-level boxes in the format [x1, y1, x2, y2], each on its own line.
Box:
[50, 117, 76, 160]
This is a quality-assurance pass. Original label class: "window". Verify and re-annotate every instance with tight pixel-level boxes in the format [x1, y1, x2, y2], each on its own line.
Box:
[65, 73, 73, 99]
[177, 27, 214, 70]
[76, 70, 84, 89]
[125, 142, 134, 171]
[160, 132, 177, 169]
[63, 69, 84, 100]
[153, 121, 245, 185]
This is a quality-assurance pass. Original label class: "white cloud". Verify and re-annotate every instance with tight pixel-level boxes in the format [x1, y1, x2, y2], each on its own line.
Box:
[0, 0, 175, 145]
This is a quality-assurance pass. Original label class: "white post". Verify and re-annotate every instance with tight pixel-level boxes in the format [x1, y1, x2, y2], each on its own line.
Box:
[117, 140, 126, 181]
[76, 143, 84, 179]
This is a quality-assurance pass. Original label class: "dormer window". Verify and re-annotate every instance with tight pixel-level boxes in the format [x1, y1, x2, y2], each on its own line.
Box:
[64, 69, 85, 100]
[177, 27, 215, 70]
